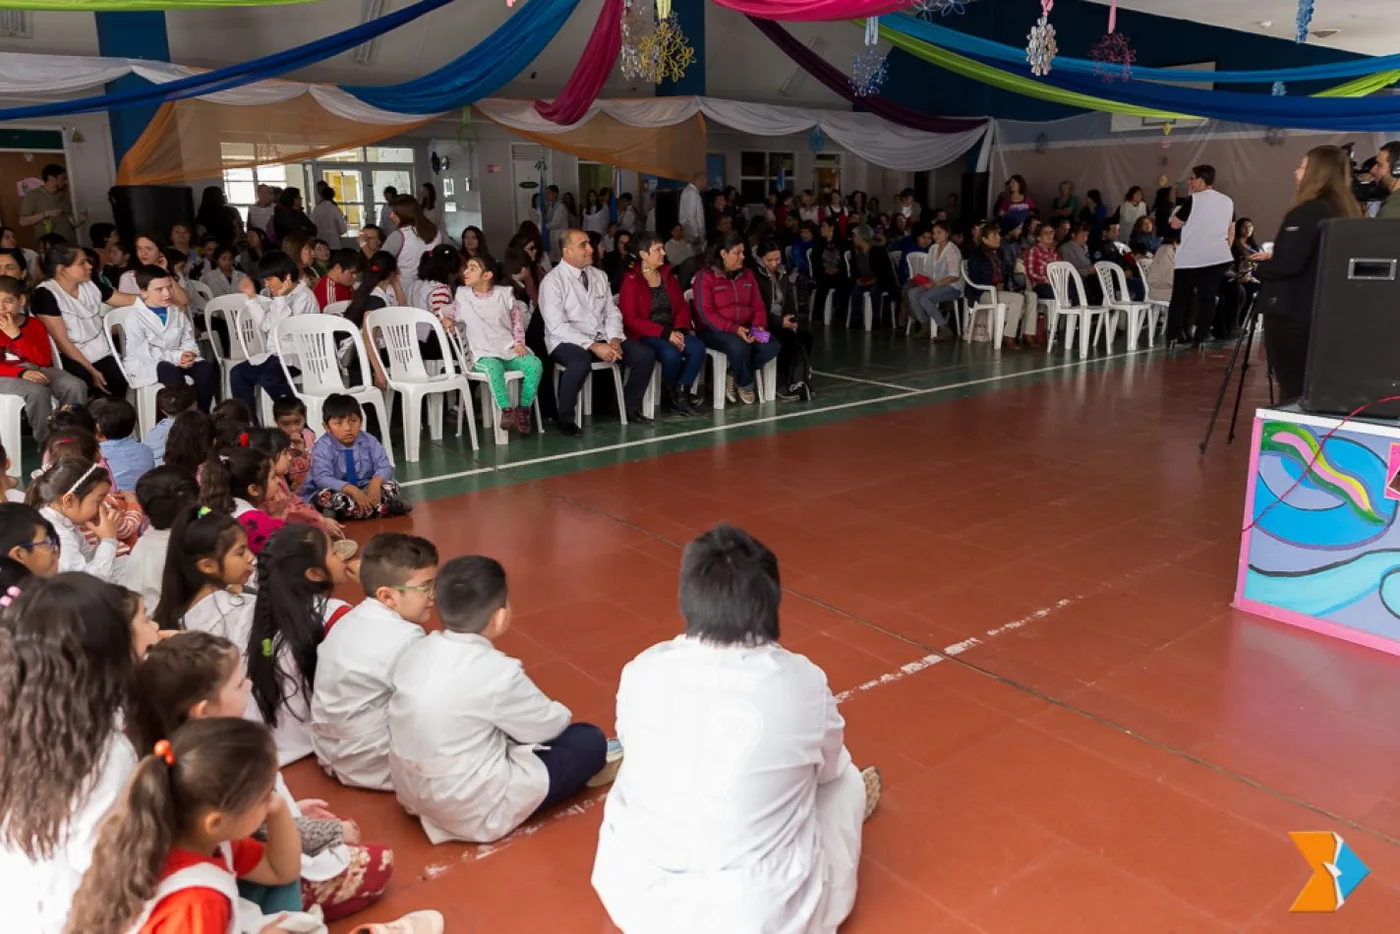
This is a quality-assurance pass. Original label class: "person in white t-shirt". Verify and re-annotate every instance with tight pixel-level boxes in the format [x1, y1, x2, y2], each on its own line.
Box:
[1166, 164, 1235, 346]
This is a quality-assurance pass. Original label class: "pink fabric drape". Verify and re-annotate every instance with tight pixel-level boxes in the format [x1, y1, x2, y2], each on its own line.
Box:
[713, 0, 909, 20]
[534, 0, 623, 125]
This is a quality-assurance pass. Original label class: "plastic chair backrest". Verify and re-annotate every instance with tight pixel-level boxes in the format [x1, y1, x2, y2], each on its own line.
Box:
[188, 280, 213, 303]
[1095, 261, 1132, 304]
[366, 306, 454, 382]
[1047, 261, 1087, 310]
[203, 295, 247, 363]
[905, 252, 930, 279]
[103, 305, 132, 364]
[275, 315, 367, 395]
[232, 305, 267, 362]
[323, 300, 350, 317]
[961, 260, 996, 302]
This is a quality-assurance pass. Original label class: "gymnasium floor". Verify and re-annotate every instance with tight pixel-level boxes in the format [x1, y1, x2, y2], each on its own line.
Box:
[286, 329, 1400, 933]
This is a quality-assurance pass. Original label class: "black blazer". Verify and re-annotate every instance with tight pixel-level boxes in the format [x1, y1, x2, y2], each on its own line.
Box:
[1256, 198, 1341, 324]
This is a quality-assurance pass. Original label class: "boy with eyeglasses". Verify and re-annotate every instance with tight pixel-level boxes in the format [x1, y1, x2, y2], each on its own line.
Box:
[0, 502, 60, 577]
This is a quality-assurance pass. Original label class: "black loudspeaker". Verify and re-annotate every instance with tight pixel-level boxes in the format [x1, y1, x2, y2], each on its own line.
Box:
[960, 171, 989, 225]
[108, 185, 195, 249]
[1301, 217, 1400, 418]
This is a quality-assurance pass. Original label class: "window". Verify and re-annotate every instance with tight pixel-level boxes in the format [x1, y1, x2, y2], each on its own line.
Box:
[219, 147, 302, 225]
[739, 150, 794, 206]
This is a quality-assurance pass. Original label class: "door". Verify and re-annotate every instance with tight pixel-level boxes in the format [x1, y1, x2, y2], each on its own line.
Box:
[318, 168, 365, 239]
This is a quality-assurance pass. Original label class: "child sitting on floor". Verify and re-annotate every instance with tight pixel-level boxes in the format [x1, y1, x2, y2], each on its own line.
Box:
[246, 427, 342, 539]
[126, 465, 199, 616]
[273, 396, 317, 493]
[145, 385, 195, 466]
[302, 394, 410, 521]
[312, 532, 438, 790]
[28, 458, 122, 582]
[91, 397, 155, 493]
[153, 504, 255, 646]
[43, 427, 146, 556]
[389, 555, 619, 844]
[200, 444, 284, 553]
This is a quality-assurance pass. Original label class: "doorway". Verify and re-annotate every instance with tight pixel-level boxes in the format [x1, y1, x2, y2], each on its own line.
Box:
[510, 146, 547, 229]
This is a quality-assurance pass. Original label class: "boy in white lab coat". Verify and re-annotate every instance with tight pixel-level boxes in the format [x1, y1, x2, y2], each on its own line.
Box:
[123, 264, 219, 412]
[311, 532, 438, 790]
[388, 555, 618, 844]
[231, 251, 316, 416]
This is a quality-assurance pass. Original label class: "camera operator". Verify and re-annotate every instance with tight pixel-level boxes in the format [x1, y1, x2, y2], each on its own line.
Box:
[1370, 141, 1400, 218]
[1255, 145, 1362, 404]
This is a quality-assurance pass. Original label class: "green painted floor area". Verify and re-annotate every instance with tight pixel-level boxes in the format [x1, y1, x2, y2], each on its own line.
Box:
[387, 327, 1174, 503]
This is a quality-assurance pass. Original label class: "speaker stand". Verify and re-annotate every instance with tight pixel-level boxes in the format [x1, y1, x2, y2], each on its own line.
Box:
[1200, 309, 1274, 455]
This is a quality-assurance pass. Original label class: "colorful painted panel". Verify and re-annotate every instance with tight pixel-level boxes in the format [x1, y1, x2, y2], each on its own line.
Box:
[1243, 418, 1400, 644]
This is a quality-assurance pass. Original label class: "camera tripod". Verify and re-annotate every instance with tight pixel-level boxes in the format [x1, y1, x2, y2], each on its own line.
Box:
[1199, 308, 1275, 455]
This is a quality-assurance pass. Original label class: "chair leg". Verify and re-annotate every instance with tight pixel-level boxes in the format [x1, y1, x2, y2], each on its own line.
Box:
[492, 384, 508, 446]
[364, 399, 394, 465]
[611, 365, 628, 424]
[402, 391, 423, 461]
[863, 294, 873, 331]
[711, 354, 727, 411]
[1064, 317, 1077, 353]
[1047, 310, 1059, 353]
[457, 388, 479, 451]
[992, 304, 1006, 351]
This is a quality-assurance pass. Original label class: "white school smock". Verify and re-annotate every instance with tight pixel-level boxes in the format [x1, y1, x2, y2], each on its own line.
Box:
[35, 279, 112, 363]
[120, 299, 201, 387]
[0, 733, 136, 934]
[592, 635, 859, 934]
[183, 588, 256, 652]
[388, 631, 570, 844]
[454, 286, 523, 363]
[40, 505, 120, 583]
[250, 596, 351, 767]
[389, 227, 443, 292]
[203, 267, 249, 299]
[242, 281, 317, 366]
[310, 598, 424, 790]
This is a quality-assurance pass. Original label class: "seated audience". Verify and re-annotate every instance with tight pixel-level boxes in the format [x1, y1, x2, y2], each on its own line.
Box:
[967, 225, 1032, 350]
[0, 502, 59, 577]
[91, 398, 155, 492]
[312, 532, 440, 790]
[389, 555, 618, 844]
[232, 252, 317, 414]
[538, 230, 655, 435]
[457, 254, 542, 434]
[811, 219, 848, 323]
[693, 232, 780, 405]
[1146, 226, 1178, 302]
[0, 274, 87, 441]
[314, 247, 360, 310]
[664, 223, 695, 268]
[31, 244, 135, 398]
[302, 394, 410, 520]
[592, 525, 881, 934]
[273, 396, 316, 494]
[123, 264, 218, 412]
[750, 240, 813, 401]
[153, 504, 255, 643]
[1129, 215, 1161, 254]
[145, 384, 194, 465]
[619, 233, 704, 416]
[1093, 221, 1146, 301]
[125, 464, 199, 615]
[1057, 224, 1103, 304]
[28, 457, 121, 581]
[906, 221, 962, 341]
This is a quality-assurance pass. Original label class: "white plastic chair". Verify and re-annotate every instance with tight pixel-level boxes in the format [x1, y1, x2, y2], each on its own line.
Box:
[1045, 261, 1110, 358]
[323, 300, 350, 317]
[366, 306, 477, 460]
[446, 327, 542, 446]
[102, 307, 159, 438]
[273, 316, 392, 462]
[186, 279, 212, 305]
[903, 252, 932, 335]
[1095, 261, 1153, 351]
[0, 395, 23, 478]
[229, 304, 277, 426]
[958, 261, 1006, 350]
[203, 294, 245, 402]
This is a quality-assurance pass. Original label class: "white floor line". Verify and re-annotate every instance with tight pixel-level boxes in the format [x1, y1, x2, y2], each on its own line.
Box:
[422, 793, 607, 875]
[400, 346, 1156, 489]
[811, 370, 919, 391]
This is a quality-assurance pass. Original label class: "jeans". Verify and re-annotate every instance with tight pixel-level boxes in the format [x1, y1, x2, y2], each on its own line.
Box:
[550, 340, 656, 426]
[698, 329, 782, 390]
[155, 359, 218, 412]
[908, 284, 961, 325]
[532, 722, 608, 814]
[0, 366, 88, 443]
[637, 334, 705, 389]
[230, 356, 297, 419]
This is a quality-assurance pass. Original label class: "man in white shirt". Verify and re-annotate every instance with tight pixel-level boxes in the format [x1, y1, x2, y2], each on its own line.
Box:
[679, 171, 707, 248]
[377, 186, 398, 231]
[592, 524, 882, 934]
[246, 184, 275, 235]
[617, 192, 640, 234]
[542, 185, 570, 260]
[311, 182, 348, 249]
[1167, 164, 1235, 345]
[538, 229, 657, 436]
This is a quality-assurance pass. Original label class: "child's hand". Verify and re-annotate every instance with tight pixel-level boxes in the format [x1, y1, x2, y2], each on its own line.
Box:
[340, 819, 361, 845]
[296, 798, 335, 821]
[90, 501, 121, 540]
[365, 480, 383, 507]
[238, 277, 257, 298]
[321, 516, 344, 538]
[514, 343, 528, 357]
[257, 916, 292, 934]
[21, 370, 48, 384]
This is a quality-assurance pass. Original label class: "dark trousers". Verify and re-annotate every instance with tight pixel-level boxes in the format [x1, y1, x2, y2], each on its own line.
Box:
[847, 283, 880, 328]
[1126, 277, 1146, 302]
[637, 334, 705, 389]
[1264, 315, 1309, 404]
[525, 311, 557, 420]
[774, 325, 813, 391]
[698, 328, 782, 390]
[550, 340, 655, 426]
[230, 357, 297, 419]
[156, 360, 218, 412]
[61, 353, 128, 398]
[1167, 263, 1229, 340]
[531, 722, 607, 814]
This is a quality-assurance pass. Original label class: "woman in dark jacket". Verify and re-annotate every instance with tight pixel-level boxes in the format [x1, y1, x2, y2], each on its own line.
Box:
[619, 232, 703, 415]
[693, 231, 780, 405]
[1257, 144, 1362, 403]
[271, 187, 316, 246]
[749, 240, 812, 401]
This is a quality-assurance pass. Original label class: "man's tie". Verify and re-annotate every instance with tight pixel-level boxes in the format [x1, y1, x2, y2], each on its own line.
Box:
[343, 447, 360, 487]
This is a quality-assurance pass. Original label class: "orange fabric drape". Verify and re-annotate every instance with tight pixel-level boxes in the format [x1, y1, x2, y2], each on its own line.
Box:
[474, 109, 706, 181]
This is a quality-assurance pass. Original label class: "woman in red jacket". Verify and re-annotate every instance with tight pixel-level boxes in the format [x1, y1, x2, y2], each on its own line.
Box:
[693, 232, 781, 405]
[0, 271, 88, 444]
[619, 233, 703, 415]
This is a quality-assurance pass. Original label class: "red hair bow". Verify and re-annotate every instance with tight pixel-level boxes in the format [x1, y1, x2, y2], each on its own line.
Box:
[238, 432, 249, 447]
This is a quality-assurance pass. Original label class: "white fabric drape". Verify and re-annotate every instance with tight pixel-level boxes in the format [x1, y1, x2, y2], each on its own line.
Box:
[0, 53, 136, 95]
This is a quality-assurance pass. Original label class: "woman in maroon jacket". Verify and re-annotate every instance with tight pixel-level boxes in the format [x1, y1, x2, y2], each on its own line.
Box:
[619, 233, 703, 415]
[693, 231, 781, 405]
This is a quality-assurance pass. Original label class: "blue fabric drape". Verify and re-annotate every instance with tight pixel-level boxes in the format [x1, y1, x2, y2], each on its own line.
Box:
[882, 17, 1400, 131]
[0, 0, 459, 122]
[890, 15, 1399, 85]
[342, 0, 580, 114]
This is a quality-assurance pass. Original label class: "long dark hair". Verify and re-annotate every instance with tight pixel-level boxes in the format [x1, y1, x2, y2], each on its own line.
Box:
[0, 573, 134, 861]
[132, 630, 241, 752]
[516, 220, 548, 257]
[247, 525, 332, 726]
[418, 243, 462, 288]
[346, 250, 397, 327]
[153, 504, 245, 629]
[704, 230, 747, 273]
[199, 446, 270, 514]
[390, 195, 438, 244]
[65, 718, 279, 934]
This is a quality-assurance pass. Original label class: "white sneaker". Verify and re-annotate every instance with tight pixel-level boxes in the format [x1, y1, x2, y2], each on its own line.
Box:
[350, 910, 446, 934]
[862, 767, 882, 822]
[725, 374, 738, 404]
[738, 385, 756, 405]
[587, 737, 625, 787]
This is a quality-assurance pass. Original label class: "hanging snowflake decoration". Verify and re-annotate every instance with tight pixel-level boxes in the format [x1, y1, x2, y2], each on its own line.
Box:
[850, 17, 888, 98]
[1295, 0, 1314, 43]
[636, 11, 696, 85]
[1089, 32, 1134, 82]
[1272, 80, 1287, 96]
[618, 0, 649, 81]
[913, 0, 966, 19]
[1026, 1, 1057, 77]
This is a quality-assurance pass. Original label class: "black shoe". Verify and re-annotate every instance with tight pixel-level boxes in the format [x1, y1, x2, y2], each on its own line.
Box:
[775, 387, 799, 402]
[627, 410, 653, 425]
[556, 420, 582, 437]
[670, 387, 700, 416]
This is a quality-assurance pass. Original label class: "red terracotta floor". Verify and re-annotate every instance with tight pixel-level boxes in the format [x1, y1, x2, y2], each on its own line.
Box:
[288, 347, 1400, 933]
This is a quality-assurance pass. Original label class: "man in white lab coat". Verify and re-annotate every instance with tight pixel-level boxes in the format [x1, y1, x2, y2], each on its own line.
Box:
[592, 524, 882, 934]
[388, 555, 614, 844]
[678, 170, 707, 249]
[543, 184, 571, 260]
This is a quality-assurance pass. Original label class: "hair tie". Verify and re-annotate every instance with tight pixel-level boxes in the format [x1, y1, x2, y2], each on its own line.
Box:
[0, 585, 21, 609]
[219, 454, 229, 465]
[261, 637, 274, 658]
[238, 432, 249, 447]
[196, 505, 211, 518]
[153, 739, 175, 765]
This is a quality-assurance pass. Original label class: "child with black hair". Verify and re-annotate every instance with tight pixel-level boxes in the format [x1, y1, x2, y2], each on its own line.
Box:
[121, 263, 217, 412]
[162, 408, 214, 477]
[231, 251, 316, 416]
[389, 555, 617, 844]
[153, 503, 254, 643]
[0, 439, 21, 503]
[28, 457, 121, 581]
[313, 247, 360, 310]
[303, 394, 408, 521]
[42, 428, 146, 555]
[46, 400, 96, 437]
[199, 445, 284, 552]
[0, 274, 88, 443]
[456, 253, 540, 435]
[244, 427, 339, 537]
[313, 532, 438, 790]
[0, 573, 143, 934]
[126, 465, 199, 615]
[211, 397, 253, 425]
[0, 501, 59, 577]
[90, 397, 155, 492]
[145, 384, 195, 465]
[273, 395, 316, 492]
[201, 244, 248, 299]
